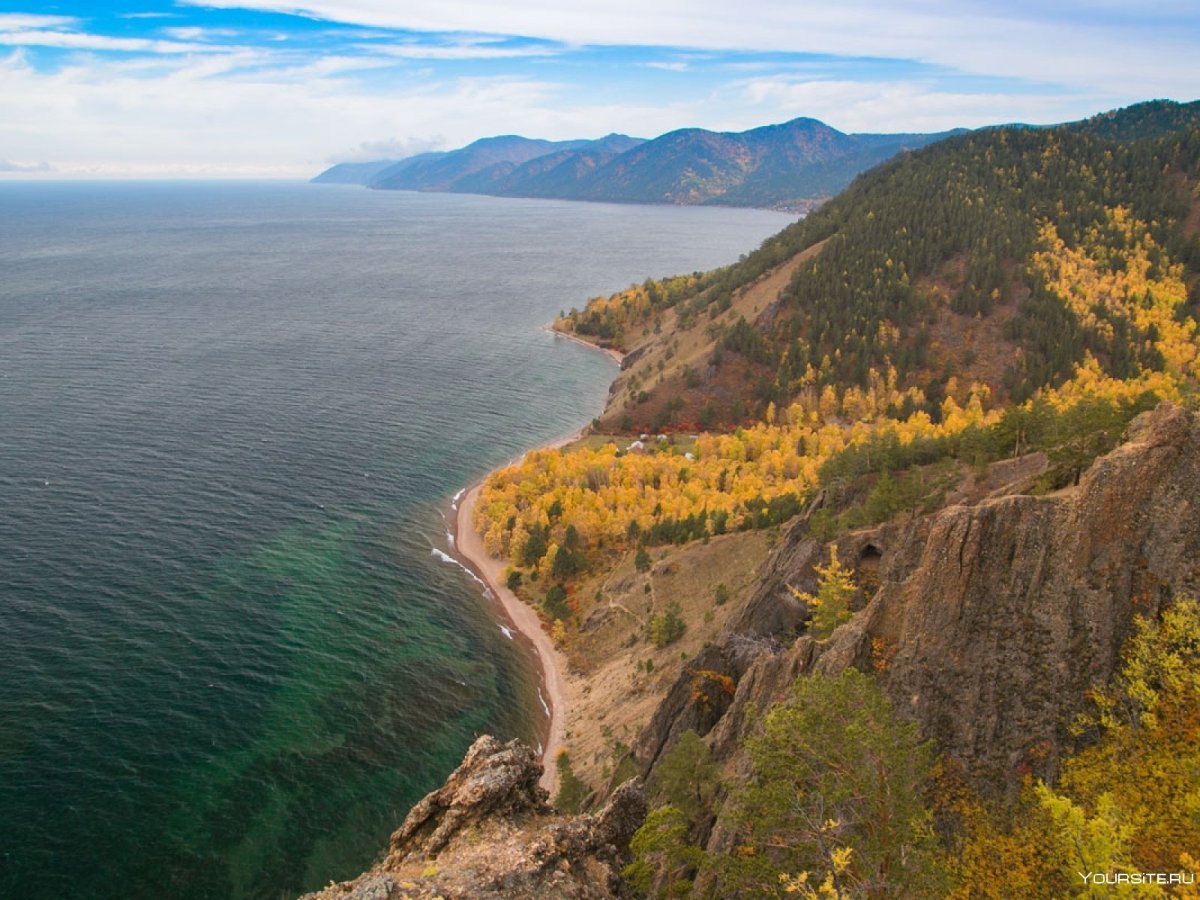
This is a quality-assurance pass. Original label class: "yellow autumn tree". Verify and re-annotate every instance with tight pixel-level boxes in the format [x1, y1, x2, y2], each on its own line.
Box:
[789, 546, 857, 639]
[950, 597, 1200, 896]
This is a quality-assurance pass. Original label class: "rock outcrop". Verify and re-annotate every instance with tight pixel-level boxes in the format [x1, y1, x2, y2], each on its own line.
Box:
[384, 737, 548, 861]
[641, 402, 1200, 798]
[302, 736, 646, 900]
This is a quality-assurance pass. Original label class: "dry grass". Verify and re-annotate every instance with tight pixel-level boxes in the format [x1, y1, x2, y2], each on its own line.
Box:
[557, 529, 771, 792]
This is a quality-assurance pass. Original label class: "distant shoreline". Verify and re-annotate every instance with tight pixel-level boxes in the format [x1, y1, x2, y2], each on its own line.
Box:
[449, 329, 621, 796]
[541, 322, 626, 366]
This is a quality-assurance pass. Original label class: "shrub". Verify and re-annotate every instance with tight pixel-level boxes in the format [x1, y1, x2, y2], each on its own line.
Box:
[649, 602, 687, 648]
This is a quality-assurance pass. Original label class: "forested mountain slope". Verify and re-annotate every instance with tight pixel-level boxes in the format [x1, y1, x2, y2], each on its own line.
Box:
[559, 106, 1200, 431]
[1067, 97, 1200, 141]
[368, 135, 598, 191]
[542, 117, 954, 208]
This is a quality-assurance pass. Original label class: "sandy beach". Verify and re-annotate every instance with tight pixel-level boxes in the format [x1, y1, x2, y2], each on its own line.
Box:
[454, 482, 570, 795]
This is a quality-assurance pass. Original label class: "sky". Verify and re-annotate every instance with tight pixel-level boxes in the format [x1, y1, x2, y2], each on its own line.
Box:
[1, 1, 1198, 178]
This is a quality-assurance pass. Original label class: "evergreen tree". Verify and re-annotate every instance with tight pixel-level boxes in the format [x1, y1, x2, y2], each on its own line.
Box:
[624, 806, 706, 899]
[715, 669, 945, 898]
[649, 731, 719, 825]
[544, 582, 570, 620]
[648, 602, 687, 648]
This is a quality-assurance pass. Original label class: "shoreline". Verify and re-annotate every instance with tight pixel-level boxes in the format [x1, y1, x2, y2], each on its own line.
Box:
[449, 331, 621, 797]
[452, 480, 570, 796]
[541, 322, 626, 366]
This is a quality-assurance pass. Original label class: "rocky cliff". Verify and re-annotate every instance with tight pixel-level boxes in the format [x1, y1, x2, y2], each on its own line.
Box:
[301, 736, 646, 900]
[639, 403, 1200, 809]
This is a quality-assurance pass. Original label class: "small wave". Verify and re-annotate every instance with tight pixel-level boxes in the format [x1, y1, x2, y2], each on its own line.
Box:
[430, 548, 486, 588]
[498, 624, 514, 640]
[537, 687, 550, 717]
[446, 530, 455, 547]
[451, 487, 465, 509]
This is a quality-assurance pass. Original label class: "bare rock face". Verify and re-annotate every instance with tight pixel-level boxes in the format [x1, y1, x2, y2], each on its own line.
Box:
[634, 643, 740, 775]
[634, 496, 842, 772]
[643, 402, 1200, 795]
[384, 735, 548, 861]
[302, 736, 646, 900]
[837, 402, 1200, 785]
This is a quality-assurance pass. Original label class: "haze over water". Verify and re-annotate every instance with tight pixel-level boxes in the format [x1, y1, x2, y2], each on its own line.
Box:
[0, 181, 791, 899]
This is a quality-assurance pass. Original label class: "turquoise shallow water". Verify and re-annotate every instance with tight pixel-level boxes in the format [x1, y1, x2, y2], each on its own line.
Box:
[0, 181, 793, 899]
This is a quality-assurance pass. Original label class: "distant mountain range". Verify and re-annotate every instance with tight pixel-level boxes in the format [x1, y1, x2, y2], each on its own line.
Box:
[312, 118, 961, 210]
[315, 101, 1200, 209]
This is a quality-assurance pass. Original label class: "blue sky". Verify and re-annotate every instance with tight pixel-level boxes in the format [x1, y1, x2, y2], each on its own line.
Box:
[1, 1, 1197, 177]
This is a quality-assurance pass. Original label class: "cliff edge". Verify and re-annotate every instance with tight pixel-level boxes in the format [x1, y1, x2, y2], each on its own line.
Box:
[301, 736, 646, 900]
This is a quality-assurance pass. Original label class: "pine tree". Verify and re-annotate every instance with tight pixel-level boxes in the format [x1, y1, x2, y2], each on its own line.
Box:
[715, 669, 944, 897]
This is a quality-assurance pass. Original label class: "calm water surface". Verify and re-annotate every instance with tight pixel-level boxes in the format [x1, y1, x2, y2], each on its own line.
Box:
[0, 181, 793, 898]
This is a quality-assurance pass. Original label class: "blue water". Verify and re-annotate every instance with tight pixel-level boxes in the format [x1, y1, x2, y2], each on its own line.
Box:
[0, 181, 792, 899]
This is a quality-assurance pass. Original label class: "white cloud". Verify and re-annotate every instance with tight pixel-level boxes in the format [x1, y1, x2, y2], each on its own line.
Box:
[0, 28, 1165, 180]
[362, 40, 561, 60]
[0, 33, 729, 178]
[161, 26, 243, 41]
[0, 14, 75, 31]
[0, 13, 242, 55]
[0, 157, 53, 172]
[0, 48, 579, 177]
[0, 29, 229, 54]
[173, 0, 1200, 96]
[332, 135, 446, 162]
[3, 1, 1195, 178]
[732, 77, 1097, 133]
